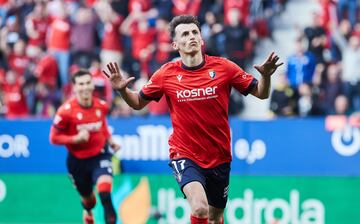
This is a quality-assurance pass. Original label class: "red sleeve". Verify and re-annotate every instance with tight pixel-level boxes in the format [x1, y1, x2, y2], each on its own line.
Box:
[226, 59, 258, 95]
[140, 68, 164, 102]
[49, 105, 74, 145]
[49, 126, 74, 145]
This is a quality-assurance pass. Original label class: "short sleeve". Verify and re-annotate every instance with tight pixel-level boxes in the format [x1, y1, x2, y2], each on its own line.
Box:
[226, 59, 258, 96]
[52, 105, 69, 131]
[140, 69, 164, 102]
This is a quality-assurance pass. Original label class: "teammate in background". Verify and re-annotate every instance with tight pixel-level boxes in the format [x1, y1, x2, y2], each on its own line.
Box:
[49, 70, 120, 224]
[103, 15, 282, 224]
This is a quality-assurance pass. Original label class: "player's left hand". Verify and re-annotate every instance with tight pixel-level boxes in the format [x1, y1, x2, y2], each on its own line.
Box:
[109, 142, 121, 152]
[253, 52, 283, 77]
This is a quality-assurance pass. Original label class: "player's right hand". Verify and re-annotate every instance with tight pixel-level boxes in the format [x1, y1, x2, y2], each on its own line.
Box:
[73, 129, 90, 144]
[102, 62, 135, 92]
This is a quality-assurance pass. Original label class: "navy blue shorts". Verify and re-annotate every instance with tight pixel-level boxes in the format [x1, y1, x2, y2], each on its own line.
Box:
[66, 147, 113, 197]
[169, 158, 230, 209]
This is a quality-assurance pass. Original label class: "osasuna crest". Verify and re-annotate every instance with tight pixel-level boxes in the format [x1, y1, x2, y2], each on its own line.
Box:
[209, 70, 216, 78]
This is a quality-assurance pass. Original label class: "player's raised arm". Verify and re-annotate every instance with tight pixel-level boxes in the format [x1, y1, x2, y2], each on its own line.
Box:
[251, 52, 283, 99]
[102, 62, 149, 110]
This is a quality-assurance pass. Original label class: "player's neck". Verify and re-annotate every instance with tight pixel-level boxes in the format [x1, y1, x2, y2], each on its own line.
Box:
[180, 52, 204, 68]
[77, 98, 92, 108]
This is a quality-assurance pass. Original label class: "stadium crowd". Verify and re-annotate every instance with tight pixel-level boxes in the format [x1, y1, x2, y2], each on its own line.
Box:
[270, 0, 360, 118]
[0, 0, 359, 119]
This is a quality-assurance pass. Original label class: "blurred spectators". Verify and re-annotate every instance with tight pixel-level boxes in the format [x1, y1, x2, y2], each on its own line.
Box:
[172, 0, 202, 17]
[25, 1, 48, 58]
[269, 72, 296, 117]
[223, 8, 254, 68]
[319, 63, 343, 114]
[1, 69, 28, 118]
[302, 11, 327, 64]
[201, 11, 224, 56]
[70, 5, 97, 68]
[8, 0, 360, 120]
[95, 0, 124, 71]
[331, 19, 360, 112]
[89, 57, 113, 105]
[286, 40, 316, 89]
[337, 0, 358, 28]
[297, 83, 315, 117]
[334, 94, 350, 115]
[46, 0, 71, 87]
[120, 11, 156, 78]
[153, 17, 172, 70]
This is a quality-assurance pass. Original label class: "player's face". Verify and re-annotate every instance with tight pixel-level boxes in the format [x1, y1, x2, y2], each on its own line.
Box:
[73, 74, 94, 101]
[172, 23, 203, 55]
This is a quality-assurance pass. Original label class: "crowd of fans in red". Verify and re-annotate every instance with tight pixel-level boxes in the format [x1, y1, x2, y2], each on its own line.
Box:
[0, 0, 359, 119]
[270, 0, 360, 118]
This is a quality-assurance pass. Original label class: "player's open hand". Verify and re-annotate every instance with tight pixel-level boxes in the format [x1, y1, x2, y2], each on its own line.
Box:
[102, 62, 135, 92]
[253, 52, 283, 77]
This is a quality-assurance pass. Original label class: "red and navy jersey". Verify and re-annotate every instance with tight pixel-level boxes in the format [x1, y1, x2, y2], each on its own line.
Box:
[50, 97, 110, 159]
[140, 55, 257, 168]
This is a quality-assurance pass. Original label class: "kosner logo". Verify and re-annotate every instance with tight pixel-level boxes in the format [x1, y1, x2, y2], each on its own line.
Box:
[176, 86, 217, 99]
[156, 188, 324, 224]
[0, 179, 6, 202]
[331, 126, 360, 156]
[0, 135, 30, 158]
[113, 125, 172, 160]
[176, 86, 218, 102]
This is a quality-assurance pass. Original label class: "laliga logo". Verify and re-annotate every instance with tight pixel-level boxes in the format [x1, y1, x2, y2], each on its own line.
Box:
[331, 126, 360, 157]
[234, 139, 266, 164]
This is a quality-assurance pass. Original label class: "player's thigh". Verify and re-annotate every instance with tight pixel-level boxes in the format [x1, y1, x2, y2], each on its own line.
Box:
[66, 154, 93, 197]
[205, 163, 231, 209]
[91, 151, 113, 184]
[170, 158, 208, 209]
[183, 181, 208, 208]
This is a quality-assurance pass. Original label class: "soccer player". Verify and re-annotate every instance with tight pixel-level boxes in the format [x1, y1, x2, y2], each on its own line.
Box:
[103, 15, 283, 224]
[49, 70, 120, 224]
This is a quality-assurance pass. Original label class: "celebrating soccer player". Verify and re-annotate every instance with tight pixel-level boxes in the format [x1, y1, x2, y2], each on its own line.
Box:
[49, 70, 120, 224]
[103, 15, 282, 224]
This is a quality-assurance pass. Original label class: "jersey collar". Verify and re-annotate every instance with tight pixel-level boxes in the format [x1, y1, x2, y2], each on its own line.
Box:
[181, 55, 206, 71]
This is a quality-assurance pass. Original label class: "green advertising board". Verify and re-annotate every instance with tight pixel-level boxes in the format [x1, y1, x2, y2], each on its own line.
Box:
[0, 174, 82, 223]
[1, 174, 360, 224]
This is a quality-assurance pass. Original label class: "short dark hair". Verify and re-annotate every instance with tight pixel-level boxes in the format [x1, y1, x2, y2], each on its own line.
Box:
[169, 15, 201, 39]
[71, 69, 91, 84]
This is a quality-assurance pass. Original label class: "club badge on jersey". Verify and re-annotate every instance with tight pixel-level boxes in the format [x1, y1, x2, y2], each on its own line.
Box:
[208, 70, 216, 78]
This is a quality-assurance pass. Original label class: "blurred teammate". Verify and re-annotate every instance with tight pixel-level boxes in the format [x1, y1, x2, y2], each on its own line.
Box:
[49, 70, 120, 224]
[103, 15, 282, 224]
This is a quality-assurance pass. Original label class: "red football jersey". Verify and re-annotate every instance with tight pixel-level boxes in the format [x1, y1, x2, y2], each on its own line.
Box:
[101, 15, 123, 52]
[141, 55, 257, 168]
[47, 18, 71, 51]
[50, 97, 111, 159]
[26, 17, 48, 47]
